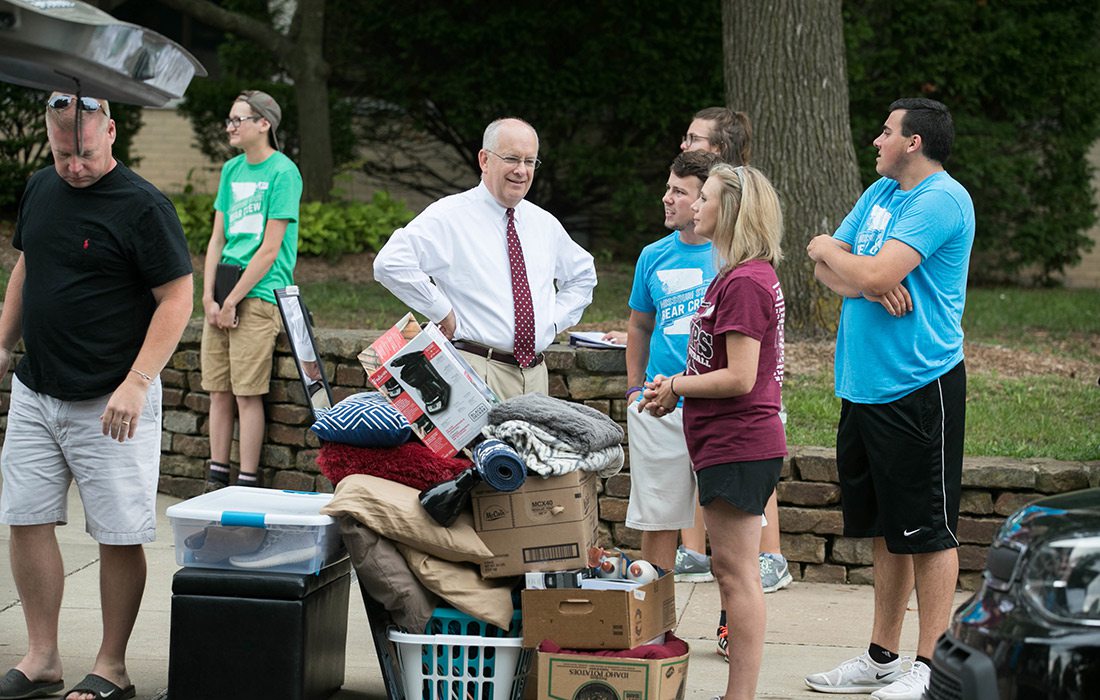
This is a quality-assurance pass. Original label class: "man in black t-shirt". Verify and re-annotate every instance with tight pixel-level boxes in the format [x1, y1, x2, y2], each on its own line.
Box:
[0, 94, 193, 700]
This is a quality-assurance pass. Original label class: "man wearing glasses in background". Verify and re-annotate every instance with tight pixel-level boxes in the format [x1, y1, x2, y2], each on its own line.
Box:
[374, 117, 596, 399]
[0, 93, 192, 700]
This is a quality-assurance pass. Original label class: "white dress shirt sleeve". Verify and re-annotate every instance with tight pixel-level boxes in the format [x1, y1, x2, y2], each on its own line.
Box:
[372, 215, 455, 324]
[552, 228, 597, 334]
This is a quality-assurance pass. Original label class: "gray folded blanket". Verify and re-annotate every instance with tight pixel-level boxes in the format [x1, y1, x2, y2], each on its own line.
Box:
[487, 393, 624, 451]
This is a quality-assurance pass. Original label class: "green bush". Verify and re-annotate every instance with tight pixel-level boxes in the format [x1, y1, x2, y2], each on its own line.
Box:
[298, 192, 414, 258]
[844, 1, 1100, 284]
[172, 190, 413, 258]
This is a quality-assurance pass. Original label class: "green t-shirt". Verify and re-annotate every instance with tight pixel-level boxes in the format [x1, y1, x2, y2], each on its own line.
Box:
[214, 151, 302, 304]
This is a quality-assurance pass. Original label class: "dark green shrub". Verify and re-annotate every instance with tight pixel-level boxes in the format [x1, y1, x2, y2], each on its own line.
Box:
[844, 0, 1100, 284]
[297, 192, 414, 259]
[172, 190, 413, 258]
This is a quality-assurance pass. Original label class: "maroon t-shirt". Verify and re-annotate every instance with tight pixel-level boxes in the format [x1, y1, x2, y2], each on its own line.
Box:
[683, 259, 786, 470]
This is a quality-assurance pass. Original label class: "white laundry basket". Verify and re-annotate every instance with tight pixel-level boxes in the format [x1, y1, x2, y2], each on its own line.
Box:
[387, 629, 531, 700]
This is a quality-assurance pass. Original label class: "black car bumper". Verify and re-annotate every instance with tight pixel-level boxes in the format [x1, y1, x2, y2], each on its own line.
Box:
[928, 591, 1100, 700]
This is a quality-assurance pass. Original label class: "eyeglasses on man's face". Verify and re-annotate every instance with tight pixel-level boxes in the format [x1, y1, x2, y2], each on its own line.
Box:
[225, 116, 263, 129]
[486, 150, 541, 170]
[682, 132, 710, 148]
[47, 95, 104, 114]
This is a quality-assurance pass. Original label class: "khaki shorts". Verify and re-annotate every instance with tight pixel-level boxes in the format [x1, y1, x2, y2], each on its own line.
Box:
[0, 375, 163, 544]
[625, 405, 698, 531]
[201, 297, 282, 395]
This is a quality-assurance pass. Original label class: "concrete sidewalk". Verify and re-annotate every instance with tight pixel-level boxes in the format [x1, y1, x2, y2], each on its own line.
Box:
[0, 489, 970, 699]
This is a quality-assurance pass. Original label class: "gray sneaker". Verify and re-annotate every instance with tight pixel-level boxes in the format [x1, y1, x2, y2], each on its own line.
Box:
[229, 530, 319, 569]
[760, 552, 793, 592]
[674, 545, 715, 583]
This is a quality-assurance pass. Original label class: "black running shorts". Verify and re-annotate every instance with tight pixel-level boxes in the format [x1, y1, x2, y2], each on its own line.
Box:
[697, 457, 783, 516]
[836, 361, 966, 554]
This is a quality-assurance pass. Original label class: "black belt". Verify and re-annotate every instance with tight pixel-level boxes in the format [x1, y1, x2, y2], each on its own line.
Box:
[452, 340, 544, 368]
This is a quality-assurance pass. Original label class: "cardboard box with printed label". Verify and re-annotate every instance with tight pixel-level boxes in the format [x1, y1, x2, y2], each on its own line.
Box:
[358, 313, 498, 457]
[471, 470, 599, 579]
[521, 574, 677, 650]
[537, 648, 690, 700]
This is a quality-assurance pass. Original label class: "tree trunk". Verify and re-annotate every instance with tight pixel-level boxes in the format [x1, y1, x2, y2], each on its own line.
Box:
[155, 0, 333, 201]
[723, 0, 862, 338]
[289, 0, 333, 201]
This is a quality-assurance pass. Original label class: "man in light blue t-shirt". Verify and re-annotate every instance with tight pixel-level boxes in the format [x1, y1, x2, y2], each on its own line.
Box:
[618, 150, 720, 575]
[805, 98, 975, 700]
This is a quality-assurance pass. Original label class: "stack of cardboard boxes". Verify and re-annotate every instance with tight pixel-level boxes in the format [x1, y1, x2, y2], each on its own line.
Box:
[360, 316, 689, 699]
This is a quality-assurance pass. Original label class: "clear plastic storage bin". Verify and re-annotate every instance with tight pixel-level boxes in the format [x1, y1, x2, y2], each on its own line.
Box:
[166, 486, 343, 575]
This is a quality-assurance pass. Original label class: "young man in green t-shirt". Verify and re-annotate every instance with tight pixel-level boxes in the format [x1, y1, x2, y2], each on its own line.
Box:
[200, 90, 302, 489]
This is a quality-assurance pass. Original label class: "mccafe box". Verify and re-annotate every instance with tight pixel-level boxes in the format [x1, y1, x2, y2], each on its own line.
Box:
[471, 470, 598, 578]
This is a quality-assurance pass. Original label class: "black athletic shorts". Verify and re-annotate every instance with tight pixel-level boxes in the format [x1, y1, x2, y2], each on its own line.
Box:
[697, 457, 783, 516]
[837, 361, 965, 554]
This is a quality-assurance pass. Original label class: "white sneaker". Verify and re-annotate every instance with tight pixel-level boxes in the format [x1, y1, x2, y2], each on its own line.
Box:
[870, 660, 930, 700]
[804, 652, 908, 694]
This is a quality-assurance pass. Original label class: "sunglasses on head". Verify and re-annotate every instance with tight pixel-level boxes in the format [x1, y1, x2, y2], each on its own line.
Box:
[47, 95, 104, 113]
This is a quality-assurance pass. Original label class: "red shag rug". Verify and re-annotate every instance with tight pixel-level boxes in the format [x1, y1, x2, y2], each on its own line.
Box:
[317, 440, 472, 490]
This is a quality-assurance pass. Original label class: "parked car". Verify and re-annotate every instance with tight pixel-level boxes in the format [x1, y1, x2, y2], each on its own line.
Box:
[927, 487, 1100, 699]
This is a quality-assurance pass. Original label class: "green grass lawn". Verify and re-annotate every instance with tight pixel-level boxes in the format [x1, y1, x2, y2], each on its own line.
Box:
[780, 286, 1100, 460]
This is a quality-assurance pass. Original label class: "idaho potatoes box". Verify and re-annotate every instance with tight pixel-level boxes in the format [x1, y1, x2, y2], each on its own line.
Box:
[471, 470, 598, 579]
[537, 649, 690, 700]
[522, 574, 677, 650]
[358, 313, 498, 457]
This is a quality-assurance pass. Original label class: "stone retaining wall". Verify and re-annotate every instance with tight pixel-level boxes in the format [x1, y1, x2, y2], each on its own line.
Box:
[4, 320, 1096, 589]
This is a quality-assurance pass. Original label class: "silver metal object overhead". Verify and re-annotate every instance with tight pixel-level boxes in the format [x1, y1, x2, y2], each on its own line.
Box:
[0, 0, 206, 106]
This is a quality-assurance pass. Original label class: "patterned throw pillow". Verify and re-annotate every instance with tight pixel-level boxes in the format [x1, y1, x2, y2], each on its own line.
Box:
[310, 392, 412, 447]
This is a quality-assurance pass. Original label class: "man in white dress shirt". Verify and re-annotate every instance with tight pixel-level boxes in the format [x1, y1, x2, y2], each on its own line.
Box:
[374, 117, 597, 399]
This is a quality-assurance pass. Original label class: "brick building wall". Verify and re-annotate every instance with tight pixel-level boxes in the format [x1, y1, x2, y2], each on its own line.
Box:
[4, 321, 1094, 590]
[128, 108, 220, 195]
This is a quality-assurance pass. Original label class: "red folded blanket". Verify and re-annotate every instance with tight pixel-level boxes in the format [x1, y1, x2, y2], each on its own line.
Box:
[537, 633, 688, 659]
[317, 440, 472, 490]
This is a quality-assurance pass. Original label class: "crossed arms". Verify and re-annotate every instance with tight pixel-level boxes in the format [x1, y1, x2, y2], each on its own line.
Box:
[807, 236, 922, 317]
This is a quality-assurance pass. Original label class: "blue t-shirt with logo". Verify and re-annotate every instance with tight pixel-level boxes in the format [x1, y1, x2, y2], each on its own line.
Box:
[833, 172, 975, 403]
[629, 231, 716, 401]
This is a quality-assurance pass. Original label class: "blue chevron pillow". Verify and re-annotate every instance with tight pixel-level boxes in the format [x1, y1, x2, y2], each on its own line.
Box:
[310, 391, 412, 447]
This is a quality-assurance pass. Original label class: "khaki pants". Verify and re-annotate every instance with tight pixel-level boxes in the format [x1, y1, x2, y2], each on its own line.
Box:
[457, 350, 549, 400]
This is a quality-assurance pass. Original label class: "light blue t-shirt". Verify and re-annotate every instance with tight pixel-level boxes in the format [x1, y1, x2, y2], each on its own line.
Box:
[629, 231, 716, 401]
[833, 172, 975, 403]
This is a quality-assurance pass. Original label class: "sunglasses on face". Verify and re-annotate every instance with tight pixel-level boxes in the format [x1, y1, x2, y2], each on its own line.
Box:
[47, 95, 104, 113]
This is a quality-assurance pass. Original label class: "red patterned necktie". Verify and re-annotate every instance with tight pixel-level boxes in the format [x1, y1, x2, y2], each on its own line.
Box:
[506, 207, 536, 367]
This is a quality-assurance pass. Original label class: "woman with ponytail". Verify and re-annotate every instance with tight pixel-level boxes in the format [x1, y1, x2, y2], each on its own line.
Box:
[641, 164, 786, 700]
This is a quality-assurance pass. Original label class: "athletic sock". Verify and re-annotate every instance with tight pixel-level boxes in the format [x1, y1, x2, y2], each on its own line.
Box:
[916, 655, 933, 668]
[207, 461, 230, 485]
[868, 643, 899, 665]
[717, 609, 727, 635]
[237, 471, 259, 487]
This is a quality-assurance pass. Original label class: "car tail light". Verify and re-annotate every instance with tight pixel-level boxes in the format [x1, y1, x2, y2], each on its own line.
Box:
[1023, 534, 1100, 625]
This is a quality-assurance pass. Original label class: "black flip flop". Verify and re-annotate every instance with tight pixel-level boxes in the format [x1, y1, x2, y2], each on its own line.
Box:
[0, 669, 64, 700]
[63, 674, 134, 700]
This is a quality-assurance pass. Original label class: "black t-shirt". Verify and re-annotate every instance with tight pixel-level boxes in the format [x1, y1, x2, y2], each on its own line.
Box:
[13, 162, 193, 401]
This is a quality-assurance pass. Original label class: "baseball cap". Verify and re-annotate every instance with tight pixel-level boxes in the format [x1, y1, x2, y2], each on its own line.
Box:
[236, 90, 282, 150]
